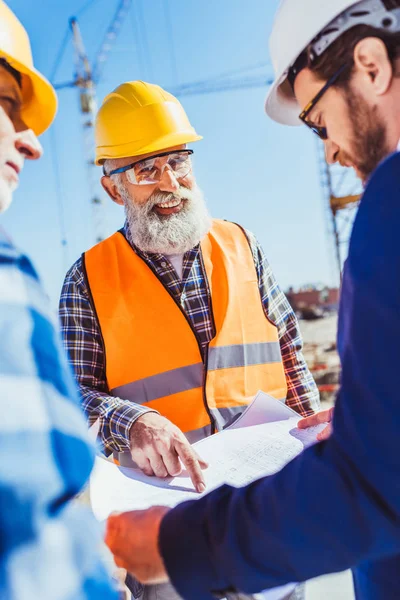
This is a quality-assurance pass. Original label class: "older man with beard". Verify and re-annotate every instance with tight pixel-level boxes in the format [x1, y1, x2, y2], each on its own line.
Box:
[59, 81, 318, 599]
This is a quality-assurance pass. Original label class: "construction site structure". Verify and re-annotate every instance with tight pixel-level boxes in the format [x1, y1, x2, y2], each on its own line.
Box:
[53, 0, 361, 277]
[317, 142, 362, 283]
[69, 17, 102, 243]
[54, 0, 132, 245]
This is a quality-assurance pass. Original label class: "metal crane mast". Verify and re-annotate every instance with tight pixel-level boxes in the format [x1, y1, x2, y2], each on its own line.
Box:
[69, 17, 103, 243]
[318, 144, 361, 283]
[56, 0, 132, 244]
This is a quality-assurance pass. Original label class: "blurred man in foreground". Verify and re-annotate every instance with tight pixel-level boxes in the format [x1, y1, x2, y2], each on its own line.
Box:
[0, 2, 115, 598]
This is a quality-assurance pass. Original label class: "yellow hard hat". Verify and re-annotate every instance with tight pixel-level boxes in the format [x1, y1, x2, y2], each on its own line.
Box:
[0, 1, 57, 135]
[95, 80, 202, 165]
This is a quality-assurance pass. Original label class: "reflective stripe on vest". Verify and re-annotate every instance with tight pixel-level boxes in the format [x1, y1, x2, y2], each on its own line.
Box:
[112, 342, 282, 404]
[84, 220, 288, 443]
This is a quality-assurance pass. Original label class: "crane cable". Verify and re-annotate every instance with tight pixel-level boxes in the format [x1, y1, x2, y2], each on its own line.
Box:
[76, 0, 98, 17]
[163, 0, 178, 85]
[136, 0, 154, 80]
[49, 25, 75, 269]
[49, 114, 69, 271]
[129, 2, 146, 77]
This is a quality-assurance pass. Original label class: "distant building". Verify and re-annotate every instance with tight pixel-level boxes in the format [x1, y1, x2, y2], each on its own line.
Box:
[286, 286, 340, 316]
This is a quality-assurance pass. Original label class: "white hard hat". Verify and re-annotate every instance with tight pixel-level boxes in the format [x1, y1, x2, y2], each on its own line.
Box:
[265, 0, 400, 126]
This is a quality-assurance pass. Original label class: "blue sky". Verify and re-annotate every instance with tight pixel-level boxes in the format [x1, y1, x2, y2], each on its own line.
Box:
[3, 0, 343, 306]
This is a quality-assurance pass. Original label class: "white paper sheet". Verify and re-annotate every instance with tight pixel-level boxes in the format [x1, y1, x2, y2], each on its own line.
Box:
[227, 390, 304, 429]
[90, 393, 326, 600]
[91, 416, 324, 518]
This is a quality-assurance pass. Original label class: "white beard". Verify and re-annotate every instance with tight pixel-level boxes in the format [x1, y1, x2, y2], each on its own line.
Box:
[121, 183, 212, 254]
[0, 179, 15, 213]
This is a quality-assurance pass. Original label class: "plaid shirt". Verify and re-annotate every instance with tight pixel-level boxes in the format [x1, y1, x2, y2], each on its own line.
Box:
[0, 229, 116, 600]
[59, 224, 319, 456]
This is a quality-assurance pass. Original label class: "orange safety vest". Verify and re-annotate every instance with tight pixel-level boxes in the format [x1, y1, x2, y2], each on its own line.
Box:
[84, 219, 287, 451]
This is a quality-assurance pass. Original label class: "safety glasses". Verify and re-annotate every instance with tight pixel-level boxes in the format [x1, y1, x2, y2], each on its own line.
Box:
[299, 63, 351, 140]
[108, 149, 194, 185]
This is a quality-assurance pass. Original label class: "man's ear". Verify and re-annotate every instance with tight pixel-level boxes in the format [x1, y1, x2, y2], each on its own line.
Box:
[353, 37, 393, 96]
[101, 176, 124, 206]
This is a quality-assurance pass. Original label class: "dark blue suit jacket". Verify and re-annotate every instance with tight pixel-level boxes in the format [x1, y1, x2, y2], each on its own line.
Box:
[159, 152, 400, 600]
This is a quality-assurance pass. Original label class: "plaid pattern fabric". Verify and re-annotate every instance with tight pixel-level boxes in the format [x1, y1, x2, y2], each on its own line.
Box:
[59, 224, 319, 456]
[0, 229, 116, 600]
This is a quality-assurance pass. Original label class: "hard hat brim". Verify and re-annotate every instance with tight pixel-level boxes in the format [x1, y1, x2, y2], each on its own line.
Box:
[96, 131, 203, 166]
[0, 50, 57, 136]
[264, 72, 301, 127]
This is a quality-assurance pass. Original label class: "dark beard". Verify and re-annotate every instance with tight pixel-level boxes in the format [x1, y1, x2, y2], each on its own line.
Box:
[344, 86, 391, 183]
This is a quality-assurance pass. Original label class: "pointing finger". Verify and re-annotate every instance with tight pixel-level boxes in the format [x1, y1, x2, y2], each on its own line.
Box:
[175, 440, 206, 493]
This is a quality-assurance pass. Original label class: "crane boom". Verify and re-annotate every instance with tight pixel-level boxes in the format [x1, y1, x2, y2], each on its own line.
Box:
[70, 16, 105, 243]
[171, 75, 273, 97]
[66, 1, 133, 244]
[92, 0, 132, 83]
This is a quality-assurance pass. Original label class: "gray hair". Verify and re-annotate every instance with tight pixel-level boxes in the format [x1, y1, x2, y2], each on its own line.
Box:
[103, 158, 125, 189]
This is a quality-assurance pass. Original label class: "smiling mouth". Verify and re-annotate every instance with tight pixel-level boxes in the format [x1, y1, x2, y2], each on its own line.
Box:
[156, 198, 182, 209]
[152, 198, 186, 216]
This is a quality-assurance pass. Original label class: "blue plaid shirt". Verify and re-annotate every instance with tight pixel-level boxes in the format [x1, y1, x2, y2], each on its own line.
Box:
[0, 229, 116, 600]
[60, 224, 319, 456]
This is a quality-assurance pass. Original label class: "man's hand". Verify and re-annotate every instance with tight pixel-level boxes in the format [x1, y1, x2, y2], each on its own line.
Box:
[106, 507, 170, 584]
[130, 413, 208, 492]
[298, 407, 334, 441]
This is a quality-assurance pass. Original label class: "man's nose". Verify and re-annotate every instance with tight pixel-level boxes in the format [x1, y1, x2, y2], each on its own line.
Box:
[324, 139, 340, 165]
[15, 129, 43, 161]
[158, 165, 180, 193]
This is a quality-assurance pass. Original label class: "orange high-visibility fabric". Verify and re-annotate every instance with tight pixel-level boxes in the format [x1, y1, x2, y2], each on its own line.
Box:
[202, 222, 287, 408]
[84, 220, 287, 434]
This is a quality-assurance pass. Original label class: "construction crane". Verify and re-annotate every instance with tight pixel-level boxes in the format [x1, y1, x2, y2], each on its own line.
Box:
[318, 145, 361, 283]
[54, 0, 132, 244]
[53, 1, 359, 281]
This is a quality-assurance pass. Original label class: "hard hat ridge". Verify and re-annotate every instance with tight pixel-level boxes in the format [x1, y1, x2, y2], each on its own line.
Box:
[265, 0, 400, 126]
[309, 0, 400, 62]
[95, 80, 202, 165]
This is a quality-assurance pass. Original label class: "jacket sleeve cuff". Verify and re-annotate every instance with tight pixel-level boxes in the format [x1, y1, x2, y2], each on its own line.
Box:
[159, 497, 230, 600]
[109, 401, 158, 452]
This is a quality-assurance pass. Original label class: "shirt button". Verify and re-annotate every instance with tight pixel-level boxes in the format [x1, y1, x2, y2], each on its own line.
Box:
[181, 292, 186, 302]
[160, 261, 167, 268]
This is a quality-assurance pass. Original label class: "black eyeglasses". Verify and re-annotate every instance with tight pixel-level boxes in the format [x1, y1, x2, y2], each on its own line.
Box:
[299, 63, 352, 140]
